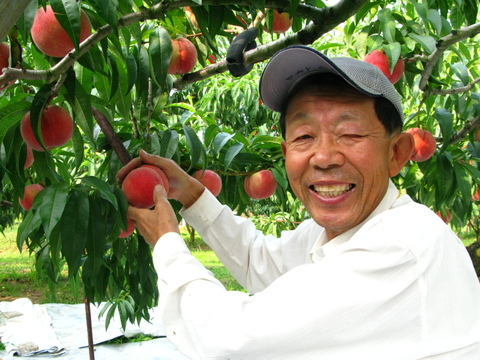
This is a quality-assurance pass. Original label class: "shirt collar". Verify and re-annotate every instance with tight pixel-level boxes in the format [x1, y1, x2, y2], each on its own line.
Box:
[310, 179, 400, 262]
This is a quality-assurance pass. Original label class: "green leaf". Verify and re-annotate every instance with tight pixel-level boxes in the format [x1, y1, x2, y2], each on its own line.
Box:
[107, 52, 119, 100]
[427, 9, 442, 36]
[383, 42, 402, 73]
[213, 132, 235, 155]
[16, 210, 43, 251]
[50, 0, 82, 53]
[224, 143, 244, 171]
[450, 62, 469, 86]
[61, 190, 89, 277]
[149, 27, 172, 90]
[88, 0, 118, 35]
[39, 182, 70, 238]
[0, 101, 30, 143]
[183, 125, 206, 171]
[378, 8, 396, 44]
[435, 108, 453, 146]
[125, 52, 138, 96]
[408, 33, 436, 54]
[159, 129, 179, 159]
[73, 79, 95, 147]
[81, 176, 118, 209]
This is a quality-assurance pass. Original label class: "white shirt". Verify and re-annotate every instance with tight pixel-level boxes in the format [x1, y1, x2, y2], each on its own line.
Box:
[153, 180, 480, 359]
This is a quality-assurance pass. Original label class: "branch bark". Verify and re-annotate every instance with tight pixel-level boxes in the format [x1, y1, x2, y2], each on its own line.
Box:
[173, 0, 369, 89]
[92, 107, 132, 166]
[419, 22, 480, 91]
[450, 115, 480, 145]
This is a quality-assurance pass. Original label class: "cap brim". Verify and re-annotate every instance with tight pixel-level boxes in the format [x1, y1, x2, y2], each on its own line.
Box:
[259, 46, 384, 113]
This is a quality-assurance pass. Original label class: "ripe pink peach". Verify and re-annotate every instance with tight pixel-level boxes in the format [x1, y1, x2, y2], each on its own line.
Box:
[405, 127, 436, 162]
[244, 170, 277, 199]
[193, 169, 222, 197]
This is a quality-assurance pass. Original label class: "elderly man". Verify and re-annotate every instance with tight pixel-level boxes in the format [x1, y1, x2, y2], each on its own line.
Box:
[120, 46, 480, 359]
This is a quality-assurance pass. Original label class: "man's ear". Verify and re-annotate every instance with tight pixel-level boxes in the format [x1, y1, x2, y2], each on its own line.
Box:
[281, 141, 287, 157]
[388, 132, 415, 177]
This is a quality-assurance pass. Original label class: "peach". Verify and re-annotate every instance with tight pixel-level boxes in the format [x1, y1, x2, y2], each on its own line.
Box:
[272, 10, 293, 34]
[472, 188, 480, 201]
[193, 169, 222, 197]
[244, 170, 277, 199]
[140, 165, 170, 193]
[0, 42, 9, 76]
[364, 49, 405, 84]
[31, 5, 92, 58]
[168, 37, 198, 75]
[119, 217, 135, 238]
[436, 209, 452, 224]
[20, 105, 74, 151]
[24, 145, 34, 169]
[19, 183, 45, 211]
[121, 166, 168, 208]
[405, 127, 436, 162]
[475, 126, 480, 142]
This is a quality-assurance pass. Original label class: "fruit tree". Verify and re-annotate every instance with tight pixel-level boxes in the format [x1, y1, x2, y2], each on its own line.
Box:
[0, 0, 479, 327]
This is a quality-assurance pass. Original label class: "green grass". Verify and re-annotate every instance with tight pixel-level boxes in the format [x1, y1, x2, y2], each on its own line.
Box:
[0, 223, 244, 304]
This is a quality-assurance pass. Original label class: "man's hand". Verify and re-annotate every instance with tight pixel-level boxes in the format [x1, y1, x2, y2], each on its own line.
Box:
[127, 185, 180, 247]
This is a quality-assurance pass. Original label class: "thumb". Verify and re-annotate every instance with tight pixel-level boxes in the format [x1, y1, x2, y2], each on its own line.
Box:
[153, 184, 168, 204]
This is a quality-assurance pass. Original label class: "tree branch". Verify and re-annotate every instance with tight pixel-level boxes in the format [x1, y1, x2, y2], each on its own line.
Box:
[173, 0, 369, 89]
[450, 115, 480, 145]
[430, 76, 480, 96]
[419, 22, 480, 91]
[92, 107, 132, 166]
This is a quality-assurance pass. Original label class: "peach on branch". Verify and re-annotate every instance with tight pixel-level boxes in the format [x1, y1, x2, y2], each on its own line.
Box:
[272, 10, 293, 34]
[472, 188, 480, 201]
[193, 169, 222, 197]
[244, 170, 277, 199]
[24, 145, 34, 169]
[140, 165, 170, 193]
[405, 127, 437, 162]
[0, 42, 9, 76]
[19, 183, 45, 211]
[119, 217, 135, 238]
[475, 126, 480, 142]
[121, 166, 169, 208]
[20, 105, 74, 151]
[31, 5, 92, 58]
[364, 49, 405, 84]
[168, 37, 198, 75]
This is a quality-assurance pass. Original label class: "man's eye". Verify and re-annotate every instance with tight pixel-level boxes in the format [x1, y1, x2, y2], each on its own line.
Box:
[295, 134, 312, 141]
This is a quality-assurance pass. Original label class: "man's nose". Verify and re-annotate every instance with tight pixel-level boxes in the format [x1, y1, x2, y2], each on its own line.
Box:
[309, 137, 345, 170]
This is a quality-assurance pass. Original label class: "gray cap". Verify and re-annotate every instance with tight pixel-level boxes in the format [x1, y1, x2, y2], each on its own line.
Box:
[259, 46, 404, 122]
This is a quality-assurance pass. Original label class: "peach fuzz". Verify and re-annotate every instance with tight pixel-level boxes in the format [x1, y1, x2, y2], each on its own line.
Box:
[244, 169, 277, 199]
[272, 10, 293, 34]
[405, 127, 436, 162]
[119, 217, 135, 238]
[31, 5, 92, 58]
[20, 105, 74, 152]
[364, 49, 405, 84]
[19, 183, 45, 211]
[193, 169, 222, 197]
[168, 37, 198, 75]
[121, 166, 168, 208]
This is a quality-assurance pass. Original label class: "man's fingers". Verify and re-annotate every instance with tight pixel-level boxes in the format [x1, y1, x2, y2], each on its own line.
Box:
[116, 156, 142, 184]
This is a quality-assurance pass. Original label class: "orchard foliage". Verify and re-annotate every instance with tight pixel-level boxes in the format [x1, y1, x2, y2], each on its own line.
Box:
[0, 0, 479, 327]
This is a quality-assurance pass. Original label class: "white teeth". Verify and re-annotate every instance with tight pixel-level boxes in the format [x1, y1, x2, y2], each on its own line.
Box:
[313, 184, 353, 197]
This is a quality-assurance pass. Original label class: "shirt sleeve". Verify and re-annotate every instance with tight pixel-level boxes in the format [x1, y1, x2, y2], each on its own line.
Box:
[179, 189, 319, 293]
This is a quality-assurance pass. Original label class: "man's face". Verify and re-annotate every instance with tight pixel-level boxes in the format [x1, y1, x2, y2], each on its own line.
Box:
[281, 87, 401, 240]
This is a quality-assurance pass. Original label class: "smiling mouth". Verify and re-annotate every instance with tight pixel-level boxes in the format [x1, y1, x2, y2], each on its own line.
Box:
[311, 184, 355, 197]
